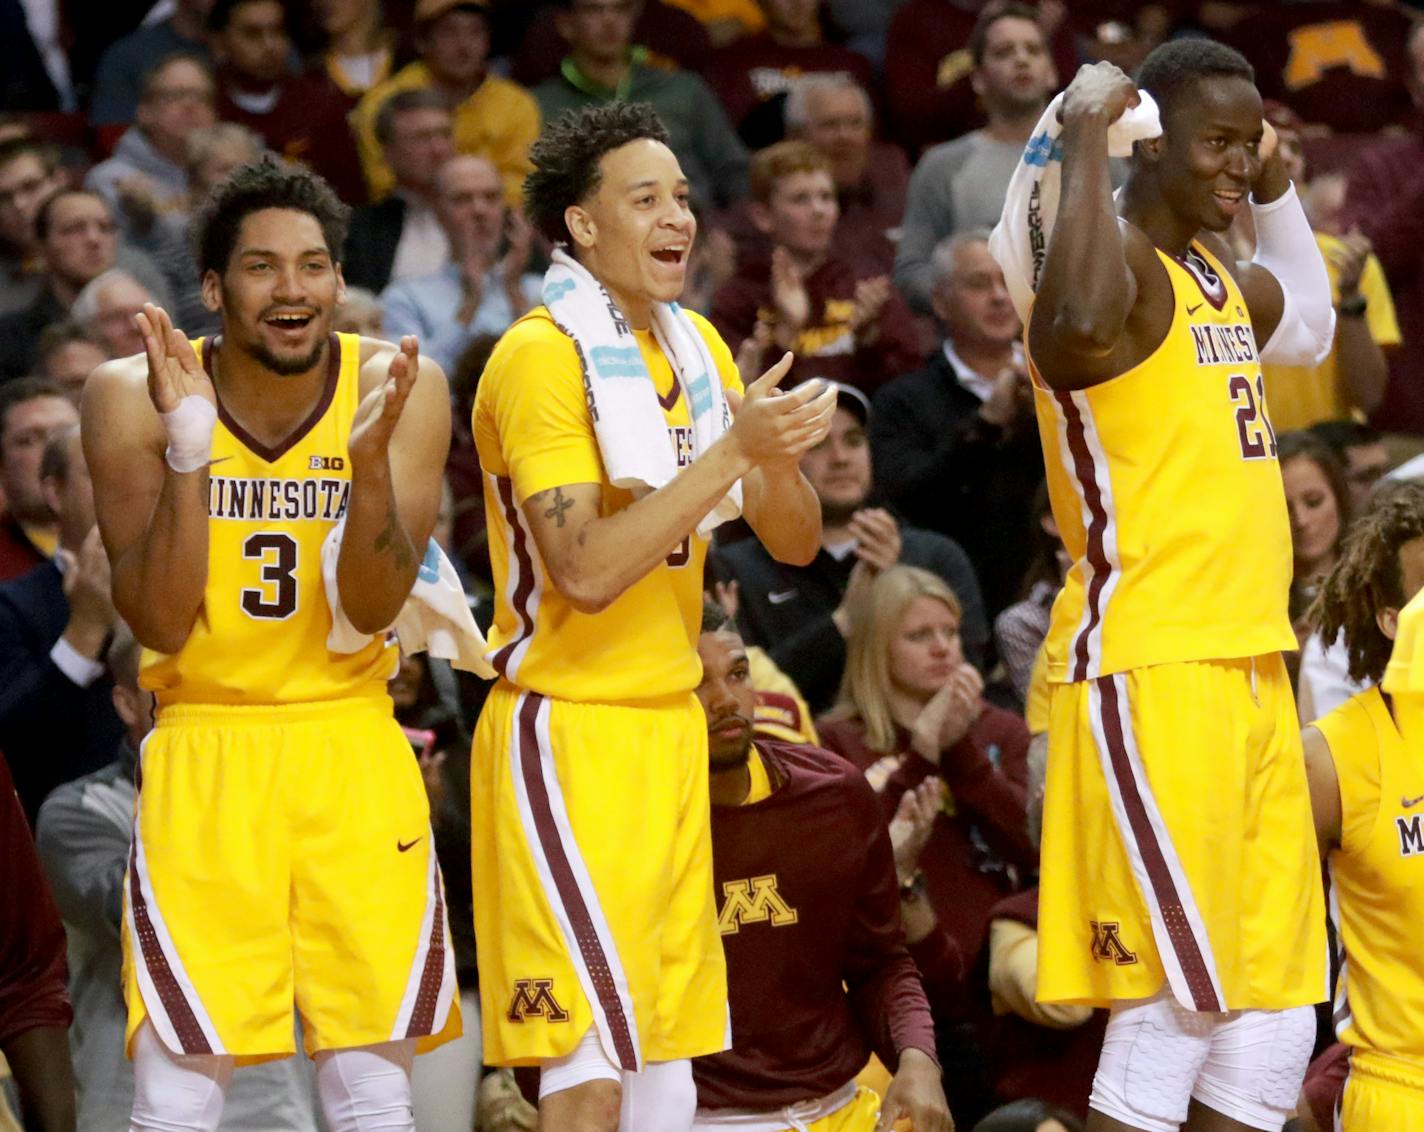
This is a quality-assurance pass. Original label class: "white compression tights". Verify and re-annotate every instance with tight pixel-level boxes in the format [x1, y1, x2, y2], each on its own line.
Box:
[129, 1021, 417, 1132]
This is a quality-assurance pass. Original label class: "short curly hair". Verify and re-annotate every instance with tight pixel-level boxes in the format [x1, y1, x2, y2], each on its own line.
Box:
[193, 155, 350, 276]
[1135, 38, 1254, 123]
[523, 102, 671, 246]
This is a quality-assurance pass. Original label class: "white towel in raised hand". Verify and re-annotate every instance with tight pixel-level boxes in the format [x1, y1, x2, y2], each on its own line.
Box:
[541, 248, 742, 536]
[988, 88, 1161, 323]
[323, 518, 494, 677]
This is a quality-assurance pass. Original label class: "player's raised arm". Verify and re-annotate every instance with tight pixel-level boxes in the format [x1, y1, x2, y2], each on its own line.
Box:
[521, 358, 835, 615]
[82, 304, 215, 655]
[1028, 63, 1141, 386]
[335, 336, 451, 634]
[1229, 120, 1335, 364]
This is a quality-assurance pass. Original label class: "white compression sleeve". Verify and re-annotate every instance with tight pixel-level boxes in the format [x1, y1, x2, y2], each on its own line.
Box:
[1250, 183, 1335, 366]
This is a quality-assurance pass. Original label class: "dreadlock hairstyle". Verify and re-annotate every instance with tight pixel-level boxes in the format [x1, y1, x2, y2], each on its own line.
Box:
[1309, 480, 1424, 686]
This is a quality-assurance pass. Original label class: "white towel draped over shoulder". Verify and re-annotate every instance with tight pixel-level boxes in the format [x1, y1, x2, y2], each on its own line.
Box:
[988, 90, 1162, 323]
[323, 519, 495, 678]
[541, 248, 741, 537]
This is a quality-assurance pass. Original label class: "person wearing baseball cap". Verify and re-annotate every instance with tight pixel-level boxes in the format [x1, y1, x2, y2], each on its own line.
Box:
[352, 0, 540, 205]
[719, 374, 989, 716]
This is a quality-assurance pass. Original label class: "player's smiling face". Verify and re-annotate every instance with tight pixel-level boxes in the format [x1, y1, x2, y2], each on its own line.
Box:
[1158, 76, 1263, 233]
[567, 138, 696, 327]
[205, 207, 345, 377]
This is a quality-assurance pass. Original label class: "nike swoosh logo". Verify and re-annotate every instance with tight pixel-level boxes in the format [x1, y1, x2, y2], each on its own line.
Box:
[1403, 794, 1424, 809]
[768, 589, 797, 605]
[1186, 303, 1203, 315]
[397, 837, 422, 852]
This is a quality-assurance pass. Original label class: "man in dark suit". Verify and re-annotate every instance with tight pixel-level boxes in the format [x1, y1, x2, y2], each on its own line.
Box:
[871, 230, 1043, 616]
[342, 89, 455, 293]
[0, 424, 122, 823]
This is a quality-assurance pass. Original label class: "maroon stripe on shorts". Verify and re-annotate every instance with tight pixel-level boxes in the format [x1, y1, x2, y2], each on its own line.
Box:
[405, 852, 448, 1038]
[127, 840, 213, 1054]
[1055, 391, 1114, 682]
[1097, 676, 1222, 1012]
[493, 475, 535, 677]
[516, 692, 639, 1070]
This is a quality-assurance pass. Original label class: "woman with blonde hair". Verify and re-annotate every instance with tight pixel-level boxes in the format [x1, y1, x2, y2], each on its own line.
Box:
[819, 565, 1037, 1126]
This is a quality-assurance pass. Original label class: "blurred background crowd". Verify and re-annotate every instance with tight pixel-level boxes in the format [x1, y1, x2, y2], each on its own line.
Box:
[3, 0, 1424, 1130]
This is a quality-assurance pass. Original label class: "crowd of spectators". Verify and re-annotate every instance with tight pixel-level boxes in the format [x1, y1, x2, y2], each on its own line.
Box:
[6, 0, 1424, 1130]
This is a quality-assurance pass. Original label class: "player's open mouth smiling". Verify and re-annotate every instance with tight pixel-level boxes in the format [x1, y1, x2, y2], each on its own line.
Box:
[265, 311, 316, 333]
[1213, 188, 1244, 213]
[650, 245, 687, 266]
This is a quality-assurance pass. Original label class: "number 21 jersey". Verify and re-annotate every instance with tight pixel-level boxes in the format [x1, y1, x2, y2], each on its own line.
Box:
[1029, 241, 1296, 684]
[141, 333, 395, 707]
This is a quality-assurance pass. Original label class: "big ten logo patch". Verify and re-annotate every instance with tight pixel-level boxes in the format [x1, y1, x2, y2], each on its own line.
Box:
[507, 979, 569, 1023]
[718, 875, 798, 936]
[309, 455, 344, 471]
[669, 426, 693, 468]
[1089, 920, 1138, 966]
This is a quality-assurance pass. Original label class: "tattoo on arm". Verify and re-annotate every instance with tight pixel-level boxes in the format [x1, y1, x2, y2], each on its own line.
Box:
[374, 500, 415, 570]
[543, 487, 574, 528]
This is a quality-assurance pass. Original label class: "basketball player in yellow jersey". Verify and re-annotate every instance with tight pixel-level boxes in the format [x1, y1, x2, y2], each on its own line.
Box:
[1023, 43, 1337, 1132]
[80, 159, 459, 1132]
[471, 102, 839, 1132]
[1302, 482, 1424, 1130]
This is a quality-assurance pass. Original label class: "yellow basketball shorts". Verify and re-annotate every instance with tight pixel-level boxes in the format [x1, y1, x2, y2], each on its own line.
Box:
[121, 699, 461, 1062]
[1340, 1051, 1424, 1130]
[1038, 654, 1327, 1011]
[694, 1085, 882, 1131]
[471, 681, 728, 1070]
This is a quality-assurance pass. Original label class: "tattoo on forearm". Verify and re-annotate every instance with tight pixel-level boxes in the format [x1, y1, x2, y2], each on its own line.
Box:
[544, 487, 574, 528]
[374, 500, 415, 570]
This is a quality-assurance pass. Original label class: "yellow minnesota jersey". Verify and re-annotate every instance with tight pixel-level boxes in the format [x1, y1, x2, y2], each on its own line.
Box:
[1385, 590, 1424, 757]
[1029, 242, 1295, 683]
[142, 333, 395, 706]
[1316, 686, 1424, 1060]
[473, 307, 741, 703]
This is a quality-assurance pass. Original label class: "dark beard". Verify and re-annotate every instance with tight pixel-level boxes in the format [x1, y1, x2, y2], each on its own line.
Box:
[708, 733, 753, 771]
[820, 498, 862, 526]
[250, 338, 326, 377]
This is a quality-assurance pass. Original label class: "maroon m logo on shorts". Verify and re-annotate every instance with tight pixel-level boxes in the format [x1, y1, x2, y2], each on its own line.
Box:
[1090, 920, 1139, 965]
[507, 979, 570, 1023]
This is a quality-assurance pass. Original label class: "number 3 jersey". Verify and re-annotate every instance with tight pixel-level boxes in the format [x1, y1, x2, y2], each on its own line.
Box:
[1029, 241, 1296, 684]
[141, 333, 395, 707]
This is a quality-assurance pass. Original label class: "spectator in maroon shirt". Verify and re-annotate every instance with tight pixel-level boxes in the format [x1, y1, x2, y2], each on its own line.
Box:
[0, 750, 76, 1132]
[786, 76, 907, 275]
[693, 602, 951, 1131]
[708, 0, 874, 150]
[818, 565, 1034, 989]
[1341, 21, 1424, 435]
[210, 0, 367, 204]
[711, 140, 920, 396]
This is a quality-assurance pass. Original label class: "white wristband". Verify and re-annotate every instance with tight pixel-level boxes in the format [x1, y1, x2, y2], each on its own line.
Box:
[161, 395, 218, 473]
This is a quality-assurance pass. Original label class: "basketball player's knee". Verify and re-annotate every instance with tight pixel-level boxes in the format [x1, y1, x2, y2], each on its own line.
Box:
[539, 1078, 623, 1132]
[314, 1039, 416, 1132]
[129, 1021, 233, 1132]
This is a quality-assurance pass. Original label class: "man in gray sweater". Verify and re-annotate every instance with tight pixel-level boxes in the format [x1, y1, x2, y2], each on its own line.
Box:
[893, 3, 1056, 314]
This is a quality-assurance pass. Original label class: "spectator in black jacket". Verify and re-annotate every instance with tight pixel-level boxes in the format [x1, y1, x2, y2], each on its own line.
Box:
[872, 230, 1043, 616]
[718, 383, 987, 714]
[342, 89, 455, 293]
[0, 425, 122, 822]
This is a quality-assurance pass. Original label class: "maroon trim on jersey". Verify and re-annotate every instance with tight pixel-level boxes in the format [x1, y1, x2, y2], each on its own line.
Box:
[516, 692, 639, 1070]
[1168, 246, 1229, 311]
[657, 381, 682, 412]
[1054, 391, 1112, 682]
[492, 476, 535, 678]
[404, 852, 449, 1037]
[127, 839, 213, 1054]
[1096, 676, 1222, 1012]
[202, 333, 342, 463]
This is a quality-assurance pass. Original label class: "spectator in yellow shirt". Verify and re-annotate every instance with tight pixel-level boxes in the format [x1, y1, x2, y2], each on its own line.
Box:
[350, 0, 539, 206]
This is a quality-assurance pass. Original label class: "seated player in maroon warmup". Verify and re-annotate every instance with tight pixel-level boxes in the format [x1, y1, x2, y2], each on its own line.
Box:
[691, 602, 952, 1132]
